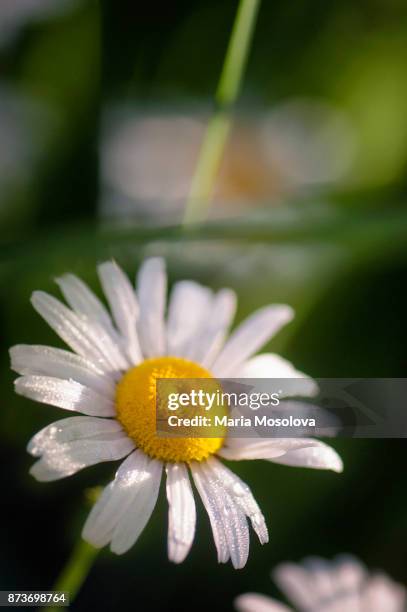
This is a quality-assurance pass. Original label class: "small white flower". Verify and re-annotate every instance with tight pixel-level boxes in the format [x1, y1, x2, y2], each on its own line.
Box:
[10, 258, 342, 568]
[235, 555, 406, 610]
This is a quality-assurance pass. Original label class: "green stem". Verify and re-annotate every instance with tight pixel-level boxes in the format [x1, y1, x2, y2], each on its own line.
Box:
[44, 539, 99, 612]
[182, 0, 261, 224]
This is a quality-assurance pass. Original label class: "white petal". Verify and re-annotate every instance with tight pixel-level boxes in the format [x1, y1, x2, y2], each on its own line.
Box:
[82, 450, 162, 554]
[273, 563, 319, 610]
[110, 457, 162, 554]
[10, 345, 115, 395]
[219, 437, 324, 460]
[165, 463, 196, 563]
[166, 281, 212, 358]
[333, 555, 368, 592]
[55, 273, 113, 331]
[362, 574, 406, 612]
[219, 438, 343, 473]
[190, 462, 229, 564]
[190, 288, 237, 367]
[27, 416, 124, 456]
[191, 461, 250, 569]
[30, 440, 133, 481]
[236, 353, 318, 397]
[212, 305, 294, 377]
[55, 275, 128, 368]
[235, 594, 293, 612]
[98, 261, 142, 365]
[31, 291, 127, 375]
[306, 556, 368, 612]
[299, 557, 338, 603]
[274, 558, 368, 612]
[29, 421, 134, 481]
[206, 457, 268, 544]
[15, 375, 115, 417]
[272, 556, 369, 612]
[136, 258, 166, 358]
[83, 451, 148, 547]
[270, 439, 343, 472]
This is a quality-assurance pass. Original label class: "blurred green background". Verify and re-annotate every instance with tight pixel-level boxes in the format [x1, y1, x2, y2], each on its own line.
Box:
[0, 0, 407, 610]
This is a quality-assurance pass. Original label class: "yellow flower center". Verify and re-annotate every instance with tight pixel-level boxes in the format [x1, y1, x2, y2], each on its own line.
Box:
[115, 356, 226, 463]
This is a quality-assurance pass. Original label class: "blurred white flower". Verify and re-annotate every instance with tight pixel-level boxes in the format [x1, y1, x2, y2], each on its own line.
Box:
[261, 100, 356, 187]
[235, 555, 406, 611]
[10, 257, 342, 567]
[100, 101, 356, 222]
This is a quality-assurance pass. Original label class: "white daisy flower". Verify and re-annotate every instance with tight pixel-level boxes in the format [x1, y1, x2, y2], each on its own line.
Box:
[10, 257, 342, 568]
[235, 555, 406, 610]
